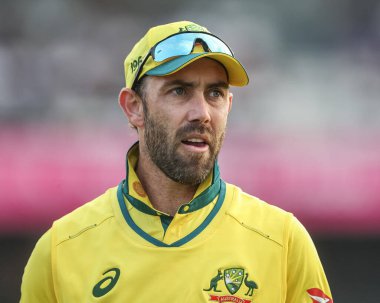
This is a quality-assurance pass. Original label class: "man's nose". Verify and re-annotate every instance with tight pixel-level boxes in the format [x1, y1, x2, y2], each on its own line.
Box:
[186, 93, 211, 123]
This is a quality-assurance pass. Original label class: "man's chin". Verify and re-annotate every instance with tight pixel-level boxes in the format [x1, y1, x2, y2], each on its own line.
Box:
[172, 166, 213, 185]
[178, 158, 214, 183]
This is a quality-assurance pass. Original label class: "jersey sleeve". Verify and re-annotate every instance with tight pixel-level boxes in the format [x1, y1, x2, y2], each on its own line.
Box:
[20, 229, 57, 303]
[285, 216, 333, 303]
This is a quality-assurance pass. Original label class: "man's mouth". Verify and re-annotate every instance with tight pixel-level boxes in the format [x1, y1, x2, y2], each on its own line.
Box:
[181, 138, 209, 149]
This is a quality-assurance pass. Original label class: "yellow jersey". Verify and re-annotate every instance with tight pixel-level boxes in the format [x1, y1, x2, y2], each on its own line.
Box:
[20, 144, 332, 303]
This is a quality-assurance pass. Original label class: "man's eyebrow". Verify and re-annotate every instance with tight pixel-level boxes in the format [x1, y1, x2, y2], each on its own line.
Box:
[207, 81, 230, 89]
[159, 80, 195, 92]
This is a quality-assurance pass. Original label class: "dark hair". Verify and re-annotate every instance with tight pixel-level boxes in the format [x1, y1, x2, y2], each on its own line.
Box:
[133, 76, 147, 101]
[130, 76, 148, 131]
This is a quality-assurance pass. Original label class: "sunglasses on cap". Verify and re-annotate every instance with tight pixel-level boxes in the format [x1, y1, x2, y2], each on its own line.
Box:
[131, 31, 234, 89]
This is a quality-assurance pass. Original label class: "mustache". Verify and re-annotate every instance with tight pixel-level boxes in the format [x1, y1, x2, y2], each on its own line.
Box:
[175, 122, 213, 138]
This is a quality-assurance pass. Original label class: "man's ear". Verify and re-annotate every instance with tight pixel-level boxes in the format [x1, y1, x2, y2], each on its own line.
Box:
[118, 88, 144, 129]
[228, 92, 233, 113]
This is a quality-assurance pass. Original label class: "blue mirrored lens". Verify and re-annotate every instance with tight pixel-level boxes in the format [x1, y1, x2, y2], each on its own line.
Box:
[153, 33, 233, 62]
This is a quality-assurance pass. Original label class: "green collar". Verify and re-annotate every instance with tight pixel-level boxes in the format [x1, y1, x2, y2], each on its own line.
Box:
[122, 142, 221, 216]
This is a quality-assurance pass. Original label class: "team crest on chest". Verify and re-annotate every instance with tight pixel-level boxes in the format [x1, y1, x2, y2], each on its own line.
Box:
[203, 267, 258, 302]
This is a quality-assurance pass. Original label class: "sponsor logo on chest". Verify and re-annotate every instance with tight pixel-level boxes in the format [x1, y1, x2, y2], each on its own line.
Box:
[307, 288, 333, 303]
[92, 268, 121, 298]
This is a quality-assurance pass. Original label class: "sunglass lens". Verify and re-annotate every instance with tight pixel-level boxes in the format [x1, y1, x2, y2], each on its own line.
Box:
[154, 35, 194, 61]
[153, 33, 232, 62]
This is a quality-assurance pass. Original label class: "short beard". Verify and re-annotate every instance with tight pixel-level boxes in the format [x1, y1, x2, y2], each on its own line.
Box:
[143, 106, 225, 186]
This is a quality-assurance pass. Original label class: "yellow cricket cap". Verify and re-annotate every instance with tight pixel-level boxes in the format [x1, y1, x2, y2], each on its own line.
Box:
[124, 21, 249, 89]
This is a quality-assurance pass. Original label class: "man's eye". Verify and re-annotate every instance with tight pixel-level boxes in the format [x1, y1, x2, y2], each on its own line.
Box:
[210, 89, 223, 98]
[172, 87, 185, 96]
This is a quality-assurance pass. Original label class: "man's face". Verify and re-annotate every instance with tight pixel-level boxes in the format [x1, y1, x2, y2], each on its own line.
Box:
[141, 58, 233, 185]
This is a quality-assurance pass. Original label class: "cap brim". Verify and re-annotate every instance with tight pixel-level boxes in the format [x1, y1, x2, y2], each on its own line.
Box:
[145, 53, 249, 86]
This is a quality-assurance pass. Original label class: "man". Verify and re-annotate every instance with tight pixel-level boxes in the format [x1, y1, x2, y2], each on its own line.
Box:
[20, 21, 333, 303]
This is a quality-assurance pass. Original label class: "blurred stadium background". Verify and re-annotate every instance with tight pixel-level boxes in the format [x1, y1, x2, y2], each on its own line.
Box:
[1, 0, 379, 302]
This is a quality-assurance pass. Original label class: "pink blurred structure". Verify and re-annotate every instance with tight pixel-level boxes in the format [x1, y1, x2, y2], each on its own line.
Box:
[1, 124, 379, 235]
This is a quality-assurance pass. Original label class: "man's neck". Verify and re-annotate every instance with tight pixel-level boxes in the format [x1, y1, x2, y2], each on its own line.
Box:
[136, 148, 198, 217]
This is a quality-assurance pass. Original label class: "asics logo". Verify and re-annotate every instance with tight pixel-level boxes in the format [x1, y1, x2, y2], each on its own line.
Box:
[92, 268, 121, 298]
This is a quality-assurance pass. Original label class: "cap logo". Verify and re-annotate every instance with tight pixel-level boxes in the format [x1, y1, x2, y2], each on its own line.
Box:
[179, 24, 206, 32]
[130, 56, 143, 73]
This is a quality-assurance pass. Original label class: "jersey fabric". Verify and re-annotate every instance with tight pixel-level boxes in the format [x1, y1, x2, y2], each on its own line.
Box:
[20, 143, 333, 303]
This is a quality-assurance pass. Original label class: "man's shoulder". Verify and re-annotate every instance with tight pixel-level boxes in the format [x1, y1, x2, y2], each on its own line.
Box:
[225, 183, 294, 245]
[51, 186, 119, 245]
